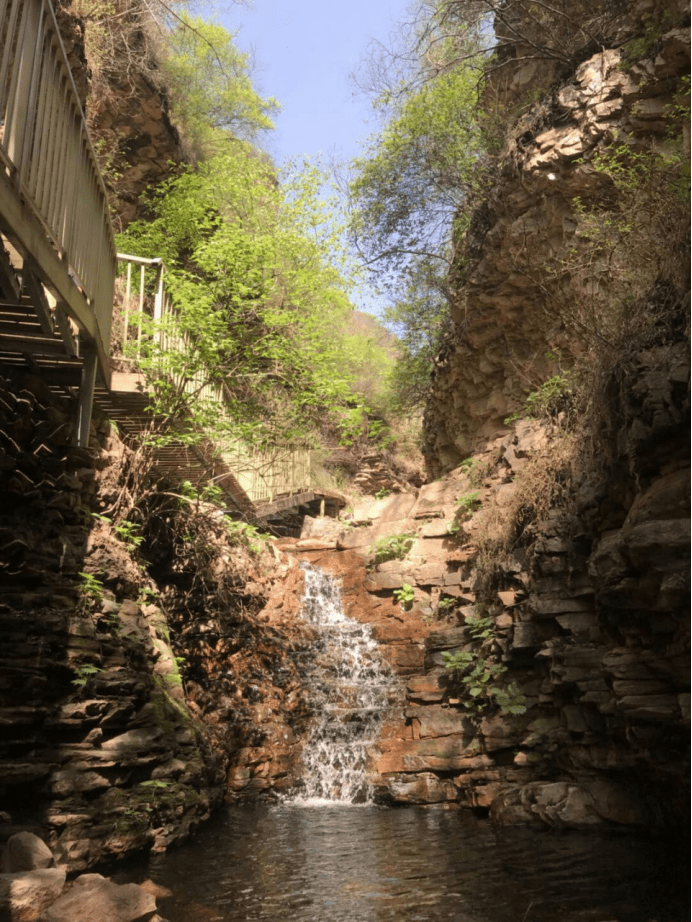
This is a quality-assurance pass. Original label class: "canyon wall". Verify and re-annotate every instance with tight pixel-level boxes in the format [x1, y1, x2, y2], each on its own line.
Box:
[283, 345, 689, 827]
[0, 0, 688, 875]
[424, 2, 690, 468]
[370, 0, 692, 827]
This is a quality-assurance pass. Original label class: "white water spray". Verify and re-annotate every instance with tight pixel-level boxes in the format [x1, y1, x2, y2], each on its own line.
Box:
[290, 563, 397, 805]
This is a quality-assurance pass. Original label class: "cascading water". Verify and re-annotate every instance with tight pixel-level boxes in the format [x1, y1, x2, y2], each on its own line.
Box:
[290, 562, 398, 805]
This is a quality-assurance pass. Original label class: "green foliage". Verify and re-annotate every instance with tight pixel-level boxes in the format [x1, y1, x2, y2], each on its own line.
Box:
[349, 32, 490, 413]
[71, 662, 104, 688]
[160, 15, 279, 160]
[504, 358, 574, 425]
[337, 405, 393, 450]
[455, 491, 481, 516]
[137, 587, 160, 605]
[442, 609, 527, 716]
[464, 611, 494, 640]
[94, 512, 144, 552]
[524, 374, 572, 419]
[619, 11, 679, 69]
[78, 572, 104, 610]
[223, 519, 270, 556]
[118, 147, 390, 451]
[393, 583, 415, 609]
[381, 259, 450, 411]
[177, 480, 226, 507]
[350, 65, 484, 287]
[114, 520, 144, 550]
[368, 532, 416, 566]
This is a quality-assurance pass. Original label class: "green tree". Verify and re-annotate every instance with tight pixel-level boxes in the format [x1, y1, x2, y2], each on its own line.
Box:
[118, 147, 389, 448]
[160, 15, 280, 160]
[382, 257, 448, 411]
[349, 65, 484, 290]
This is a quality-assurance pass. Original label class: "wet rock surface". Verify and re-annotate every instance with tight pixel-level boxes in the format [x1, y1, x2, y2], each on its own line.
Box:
[284, 338, 689, 827]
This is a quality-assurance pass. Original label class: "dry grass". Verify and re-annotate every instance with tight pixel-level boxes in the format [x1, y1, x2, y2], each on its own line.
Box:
[470, 428, 577, 576]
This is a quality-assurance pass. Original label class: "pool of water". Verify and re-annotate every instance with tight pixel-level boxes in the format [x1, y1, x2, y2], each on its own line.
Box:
[118, 804, 688, 922]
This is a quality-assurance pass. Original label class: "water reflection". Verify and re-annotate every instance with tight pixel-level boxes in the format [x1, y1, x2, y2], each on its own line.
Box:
[118, 805, 688, 922]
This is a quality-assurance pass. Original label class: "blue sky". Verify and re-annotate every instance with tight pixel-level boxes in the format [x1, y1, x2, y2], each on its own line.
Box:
[221, 0, 409, 165]
[217, 0, 413, 317]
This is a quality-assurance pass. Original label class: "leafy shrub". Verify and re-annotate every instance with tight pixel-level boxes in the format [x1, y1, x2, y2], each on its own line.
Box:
[442, 609, 526, 716]
[368, 533, 416, 566]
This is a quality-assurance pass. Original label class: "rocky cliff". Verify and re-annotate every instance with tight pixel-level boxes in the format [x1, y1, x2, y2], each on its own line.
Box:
[56, 0, 183, 230]
[283, 344, 689, 826]
[387, 0, 692, 827]
[424, 0, 690, 467]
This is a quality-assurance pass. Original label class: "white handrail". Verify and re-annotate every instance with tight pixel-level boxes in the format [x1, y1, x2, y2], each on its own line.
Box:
[114, 252, 313, 503]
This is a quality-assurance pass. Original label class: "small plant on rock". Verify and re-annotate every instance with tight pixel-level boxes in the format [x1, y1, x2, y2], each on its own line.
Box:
[442, 608, 526, 717]
[368, 532, 416, 566]
[78, 571, 104, 612]
[114, 519, 144, 550]
[437, 596, 456, 614]
[455, 491, 481, 515]
[393, 583, 415, 609]
[71, 662, 104, 688]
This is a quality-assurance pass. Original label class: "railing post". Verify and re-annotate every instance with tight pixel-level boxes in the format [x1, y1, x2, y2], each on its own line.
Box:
[153, 260, 165, 351]
[74, 342, 97, 448]
[136, 263, 145, 359]
[123, 260, 132, 350]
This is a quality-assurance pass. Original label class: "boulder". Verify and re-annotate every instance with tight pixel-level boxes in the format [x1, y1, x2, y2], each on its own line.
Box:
[5, 832, 54, 872]
[0, 868, 66, 921]
[44, 874, 157, 922]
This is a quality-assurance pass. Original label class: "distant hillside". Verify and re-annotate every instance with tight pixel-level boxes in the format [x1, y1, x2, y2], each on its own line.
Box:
[350, 311, 400, 363]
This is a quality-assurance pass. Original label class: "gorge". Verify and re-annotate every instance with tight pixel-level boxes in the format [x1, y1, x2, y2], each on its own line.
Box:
[0, 0, 689, 920]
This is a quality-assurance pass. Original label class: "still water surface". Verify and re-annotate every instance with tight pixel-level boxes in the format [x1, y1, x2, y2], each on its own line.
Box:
[121, 804, 688, 922]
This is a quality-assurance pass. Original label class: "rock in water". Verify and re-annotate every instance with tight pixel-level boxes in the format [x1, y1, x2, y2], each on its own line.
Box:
[44, 873, 157, 922]
[0, 868, 66, 922]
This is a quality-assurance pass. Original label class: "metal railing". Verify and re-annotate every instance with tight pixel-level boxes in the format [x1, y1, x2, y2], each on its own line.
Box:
[115, 253, 313, 504]
[0, 0, 116, 381]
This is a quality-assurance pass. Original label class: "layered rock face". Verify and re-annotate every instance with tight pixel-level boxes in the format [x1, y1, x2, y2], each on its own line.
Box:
[424, 1, 690, 469]
[0, 372, 224, 869]
[385, 0, 692, 827]
[285, 330, 689, 826]
[56, 0, 183, 230]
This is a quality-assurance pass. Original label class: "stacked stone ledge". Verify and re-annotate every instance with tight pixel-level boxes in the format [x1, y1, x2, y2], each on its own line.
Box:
[0, 370, 226, 869]
[286, 393, 689, 826]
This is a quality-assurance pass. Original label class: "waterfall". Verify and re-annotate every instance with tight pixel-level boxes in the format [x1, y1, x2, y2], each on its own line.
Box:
[290, 563, 397, 805]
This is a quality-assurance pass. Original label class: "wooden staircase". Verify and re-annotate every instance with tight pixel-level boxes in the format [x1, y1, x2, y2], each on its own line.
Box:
[94, 367, 259, 521]
[0, 241, 83, 388]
